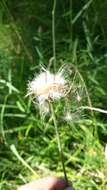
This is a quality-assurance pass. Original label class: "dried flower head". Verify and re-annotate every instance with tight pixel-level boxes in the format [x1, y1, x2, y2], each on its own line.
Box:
[26, 68, 68, 114]
[26, 64, 85, 120]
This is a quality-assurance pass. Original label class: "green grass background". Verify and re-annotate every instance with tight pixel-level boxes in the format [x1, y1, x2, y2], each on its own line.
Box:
[0, 0, 107, 189]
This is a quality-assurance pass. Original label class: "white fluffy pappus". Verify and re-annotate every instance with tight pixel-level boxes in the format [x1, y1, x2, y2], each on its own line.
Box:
[26, 68, 68, 114]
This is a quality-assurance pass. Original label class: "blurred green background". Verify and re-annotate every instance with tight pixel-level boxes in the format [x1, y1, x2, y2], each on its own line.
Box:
[0, 0, 107, 189]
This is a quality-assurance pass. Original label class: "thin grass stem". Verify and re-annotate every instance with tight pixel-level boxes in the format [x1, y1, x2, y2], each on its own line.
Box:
[52, 0, 56, 72]
[80, 106, 107, 114]
[10, 144, 39, 177]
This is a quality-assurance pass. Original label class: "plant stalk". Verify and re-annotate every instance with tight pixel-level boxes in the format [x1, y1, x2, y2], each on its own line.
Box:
[52, 0, 56, 72]
[50, 103, 68, 185]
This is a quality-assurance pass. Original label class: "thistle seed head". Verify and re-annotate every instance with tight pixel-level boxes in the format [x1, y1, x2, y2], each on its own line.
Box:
[26, 64, 85, 120]
[26, 68, 68, 114]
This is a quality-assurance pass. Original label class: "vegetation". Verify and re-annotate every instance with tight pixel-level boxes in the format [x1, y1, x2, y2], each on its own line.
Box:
[0, 0, 107, 189]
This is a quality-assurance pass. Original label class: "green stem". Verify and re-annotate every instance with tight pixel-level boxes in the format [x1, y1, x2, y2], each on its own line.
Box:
[52, 0, 56, 72]
[50, 103, 68, 185]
